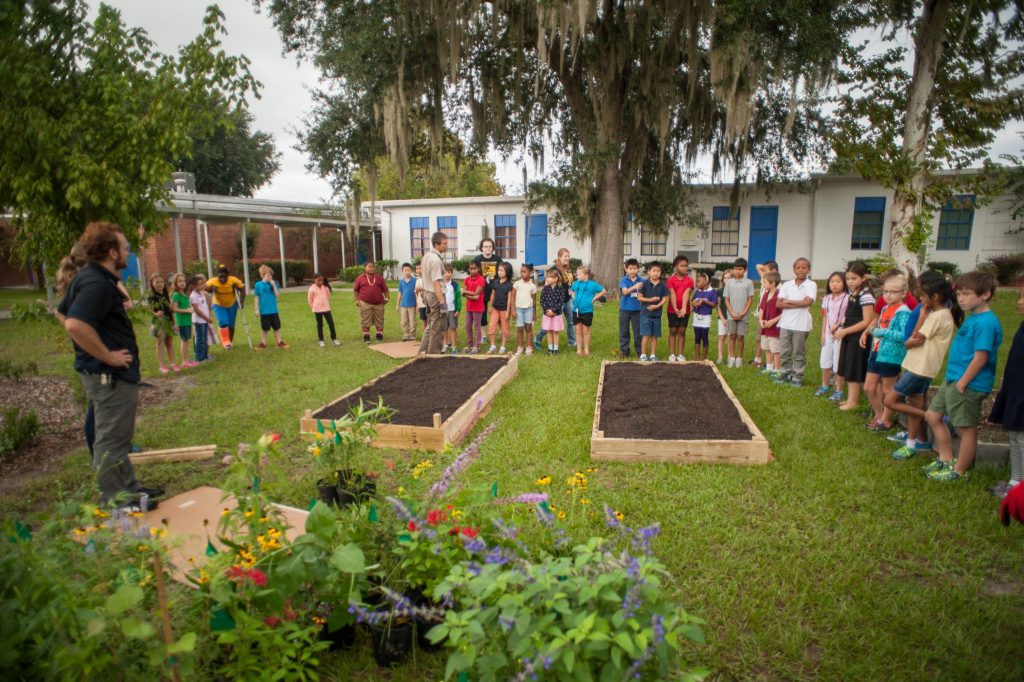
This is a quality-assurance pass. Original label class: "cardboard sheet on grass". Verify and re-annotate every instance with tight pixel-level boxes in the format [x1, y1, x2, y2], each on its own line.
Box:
[367, 340, 421, 358]
[146, 486, 307, 587]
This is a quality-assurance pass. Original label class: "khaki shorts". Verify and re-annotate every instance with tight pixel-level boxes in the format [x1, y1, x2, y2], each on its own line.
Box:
[760, 335, 780, 354]
[928, 381, 986, 428]
[359, 302, 385, 329]
[726, 318, 748, 336]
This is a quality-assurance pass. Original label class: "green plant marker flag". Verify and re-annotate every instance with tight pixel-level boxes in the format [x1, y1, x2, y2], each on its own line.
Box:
[205, 539, 218, 557]
[539, 501, 551, 514]
[368, 504, 378, 523]
[334, 430, 341, 445]
[11, 520, 32, 542]
[398, 532, 412, 543]
[491, 482, 498, 498]
[316, 419, 325, 434]
[458, 674, 469, 682]
[308, 497, 317, 511]
[210, 606, 236, 632]
[252, 476, 260, 494]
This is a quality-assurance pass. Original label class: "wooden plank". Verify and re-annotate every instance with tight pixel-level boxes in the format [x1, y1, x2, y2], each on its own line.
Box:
[592, 361, 609, 439]
[442, 355, 518, 445]
[129, 445, 217, 464]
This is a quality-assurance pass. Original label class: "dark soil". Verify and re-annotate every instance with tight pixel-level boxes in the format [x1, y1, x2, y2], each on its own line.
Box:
[599, 363, 754, 440]
[315, 357, 509, 426]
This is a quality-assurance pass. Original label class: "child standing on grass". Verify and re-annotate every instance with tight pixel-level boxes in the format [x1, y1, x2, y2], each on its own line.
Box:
[569, 266, 605, 357]
[442, 264, 461, 353]
[666, 255, 694, 362]
[691, 272, 716, 362]
[189, 274, 213, 362]
[148, 273, 178, 373]
[618, 258, 644, 358]
[353, 261, 389, 343]
[397, 263, 417, 341]
[751, 260, 779, 368]
[724, 258, 754, 368]
[170, 273, 199, 368]
[775, 258, 817, 387]
[638, 262, 669, 362]
[512, 263, 538, 355]
[885, 272, 961, 461]
[817, 272, 849, 400]
[757, 271, 782, 376]
[987, 284, 1024, 498]
[541, 267, 567, 354]
[463, 262, 486, 353]
[715, 272, 732, 364]
[836, 262, 876, 411]
[308, 273, 340, 347]
[487, 262, 515, 354]
[863, 272, 911, 431]
[254, 265, 288, 350]
[923, 271, 1003, 482]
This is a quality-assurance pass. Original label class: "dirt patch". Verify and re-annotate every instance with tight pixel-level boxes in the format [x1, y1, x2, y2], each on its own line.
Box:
[598, 363, 754, 440]
[314, 357, 508, 426]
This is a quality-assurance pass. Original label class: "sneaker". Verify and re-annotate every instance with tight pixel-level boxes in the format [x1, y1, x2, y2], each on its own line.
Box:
[813, 386, 831, 397]
[515, 348, 523, 355]
[922, 458, 951, 474]
[449, 346, 460, 355]
[761, 367, 776, 376]
[650, 356, 658, 363]
[928, 466, 968, 482]
[319, 340, 326, 348]
[828, 391, 845, 403]
[255, 342, 266, 351]
[498, 346, 506, 354]
[891, 445, 917, 461]
[772, 373, 791, 385]
[640, 354, 649, 362]
[115, 496, 159, 513]
[715, 357, 724, 365]
[159, 365, 170, 374]
[525, 347, 533, 355]
[668, 354, 676, 363]
[678, 355, 686, 362]
[533, 339, 543, 351]
[914, 441, 933, 452]
[184, 360, 200, 368]
[985, 481, 1013, 499]
[887, 430, 908, 443]
[332, 339, 341, 346]
[487, 345, 497, 354]
[749, 359, 761, 366]
[789, 379, 802, 388]
[138, 485, 166, 498]
[223, 343, 233, 349]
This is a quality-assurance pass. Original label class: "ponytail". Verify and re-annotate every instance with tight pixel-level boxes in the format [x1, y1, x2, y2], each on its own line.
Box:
[919, 270, 964, 328]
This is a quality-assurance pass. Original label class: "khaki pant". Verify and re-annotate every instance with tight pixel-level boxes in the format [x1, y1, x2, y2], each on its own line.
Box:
[400, 307, 417, 340]
[359, 301, 385, 330]
[418, 292, 445, 355]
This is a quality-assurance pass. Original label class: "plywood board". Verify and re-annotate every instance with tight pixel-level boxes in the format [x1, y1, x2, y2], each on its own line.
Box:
[590, 360, 772, 465]
[129, 445, 217, 464]
[367, 340, 421, 358]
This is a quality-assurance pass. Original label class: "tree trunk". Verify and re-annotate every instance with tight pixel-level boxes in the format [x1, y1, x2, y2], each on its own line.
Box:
[591, 160, 625, 298]
[888, 0, 951, 268]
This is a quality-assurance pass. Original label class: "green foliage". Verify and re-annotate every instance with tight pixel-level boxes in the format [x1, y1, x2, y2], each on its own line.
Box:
[184, 260, 210, 278]
[0, 407, 40, 455]
[10, 301, 48, 322]
[448, 258, 472, 274]
[985, 253, 1024, 285]
[175, 104, 281, 197]
[306, 398, 392, 480]
[336, 265, 364, 283]
[926, 260, 961, 277]
[244, 259, 312, 286]
[855, 253, 899, 276]
[376, 259, 399, 280]
[0, 2, 260, 269]
[0, 357, 39, 381]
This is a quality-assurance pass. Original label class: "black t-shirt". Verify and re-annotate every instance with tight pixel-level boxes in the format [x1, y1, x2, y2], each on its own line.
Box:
[490, 280, 513, 310]
[472, 254, 502, 284]
[57, 262, 140, 383]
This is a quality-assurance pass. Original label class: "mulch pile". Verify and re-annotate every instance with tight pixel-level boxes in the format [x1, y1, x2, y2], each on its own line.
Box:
[598, 363, 754, 441]
[314, 357, 509, 426]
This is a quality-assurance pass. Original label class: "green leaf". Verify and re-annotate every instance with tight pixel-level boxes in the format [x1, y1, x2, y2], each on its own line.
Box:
[614, 632, 637, 657]
[105, 584, 143, 616]
[304, 500, 335, 541]
[120, 617, 157, 639]
[85, 617, 106, 638]
[329, 542, 365, 573]
[563, 648, 576, 673]
[167, 631, 197, 654]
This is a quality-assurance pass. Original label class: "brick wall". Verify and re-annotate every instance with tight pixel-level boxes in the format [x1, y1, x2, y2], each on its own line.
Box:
[0, 218, 36, 288]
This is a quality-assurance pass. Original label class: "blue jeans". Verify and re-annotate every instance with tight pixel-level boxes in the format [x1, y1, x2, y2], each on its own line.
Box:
[619, 309, 641, 356]
[534, 298, 576, 347]
[194, 323, 209, 361]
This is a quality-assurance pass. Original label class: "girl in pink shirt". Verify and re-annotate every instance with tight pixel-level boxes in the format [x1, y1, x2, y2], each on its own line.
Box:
[308, 273, 340, 347]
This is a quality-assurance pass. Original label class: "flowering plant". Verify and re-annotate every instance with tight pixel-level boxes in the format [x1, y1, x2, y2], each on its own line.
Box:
[307, 398, 392, 483]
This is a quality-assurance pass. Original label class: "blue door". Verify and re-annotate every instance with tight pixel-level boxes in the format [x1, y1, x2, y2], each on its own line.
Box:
[525, 214, 547, 267]
[121, 250, 140, 283]
[747, 206, 778, 281]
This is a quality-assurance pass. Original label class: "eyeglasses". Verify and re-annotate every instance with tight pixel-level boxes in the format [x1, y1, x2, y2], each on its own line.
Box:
[882, 290, 905, 295]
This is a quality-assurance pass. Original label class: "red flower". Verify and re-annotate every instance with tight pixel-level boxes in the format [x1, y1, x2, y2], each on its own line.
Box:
[384, 459, 395, 470]
[226, 565, 247, 581]
[426, 508, 447, 527]
[407, 520, 418, 532]
[448, 526, 460, 536]
[461, 526, 479, 539]
[268, 433, 281, 443]
[248, 568, 268, 587]
[283, 604, 297, 621]
[264, 615, 281, 628]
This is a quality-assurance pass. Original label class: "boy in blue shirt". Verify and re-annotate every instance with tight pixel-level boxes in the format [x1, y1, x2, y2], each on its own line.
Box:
[396, 262, 418, 341]
[253, 265, 288, 350]
[637, 261, 669, 362]
[924, 271, 1002, 482]
[569, 266, 606, 356]
[618, 258, 645, 358]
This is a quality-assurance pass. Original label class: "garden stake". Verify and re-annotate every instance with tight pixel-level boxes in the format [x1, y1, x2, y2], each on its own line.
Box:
[152, 550, 182, 682]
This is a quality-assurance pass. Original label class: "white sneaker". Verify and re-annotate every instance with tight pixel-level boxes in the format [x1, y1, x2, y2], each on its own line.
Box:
[650, 356, 658, 363]
[319, 340, 326, 348]
[525, 347, 533, 355]
[487, 345, 497, 354]
[678, 354, 686, 362]
[498, 346, 506, 354]
[332, 339, 341, 346]
[515, 347, 523, 355]
[640, 354, 649, 362]
[668, 354, 676, 362]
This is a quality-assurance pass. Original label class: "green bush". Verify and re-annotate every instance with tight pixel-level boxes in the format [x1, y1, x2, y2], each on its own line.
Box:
[184, 260, 210, 278]
[985, 253, 1024, 285]
[0, 407, 40, 455]
[336, 265, 365, 283]
[926, 261, 960, 277]
[449, 257, 472, 274]
[376, 258, 399, 279]
[0, 357, 39, 381]
[865, 253, 899, 276]
[243, 259, 311, 286]
[10, 301, 48, 322]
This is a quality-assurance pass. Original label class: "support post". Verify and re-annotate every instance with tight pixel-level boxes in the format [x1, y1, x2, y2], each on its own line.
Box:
[240, 220, 251, 294]
[203, 221, 213, 279]
[172, 214, 183, 274]
[312, 223, 320, 275]
[276, 224, 286, 287]
[339, 227, 346, 270]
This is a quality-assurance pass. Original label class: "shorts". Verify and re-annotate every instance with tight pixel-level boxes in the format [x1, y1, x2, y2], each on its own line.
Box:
[212, 302, 238, 328]
[726, 318, 748, 336]
[359, 302, 385, 329]
[928, 381, 987, 428]
[573, 311, 594, 327]
[639, 316, 662, 338]
[667, 313, 690, 329]
[516, 307, 534, 327]
[693, 327, 710, 347]
[866, 352, 901, 378]
[150, 320, 172, 339]
[541, 312, 564, 332]
[717, 318, 728, 337]
[820, 337, 841, 371]
[260, 313, 281, 332]
[760, 335, 780, 354]
[178, 325, 192, 341]
[446, 312, 459, 330]
[892, 370, 932, 398]
[419, 307, 427, 321]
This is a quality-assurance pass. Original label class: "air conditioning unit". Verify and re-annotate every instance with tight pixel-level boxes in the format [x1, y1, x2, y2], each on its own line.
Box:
[166, 171, 196, 193]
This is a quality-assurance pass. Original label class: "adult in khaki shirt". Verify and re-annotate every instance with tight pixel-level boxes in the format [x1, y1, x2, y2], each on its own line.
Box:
[418, 231, 448, 355]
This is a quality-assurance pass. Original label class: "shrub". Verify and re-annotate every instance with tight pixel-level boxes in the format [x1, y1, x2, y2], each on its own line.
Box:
[926, 261, 960, 277]
[569, 257, 583, 271]
[10, 301, 48, 322]
[864, 253, 898, 276]
[0, 407, 40, 455]
[0, 357, 38, 381]
[377, 258, 399, 279]
[183, 260, 209, 278]
[985, 253, 1024, 285]
[713, 261, 739, 273]
[337, 265, 365, 283]
[242, 259, 311, 286]
[449, 257, 472, 274]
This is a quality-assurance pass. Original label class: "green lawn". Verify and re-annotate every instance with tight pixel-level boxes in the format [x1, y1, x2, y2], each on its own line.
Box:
[0, 287, 46, 310]
[0, 290, 1022, 680]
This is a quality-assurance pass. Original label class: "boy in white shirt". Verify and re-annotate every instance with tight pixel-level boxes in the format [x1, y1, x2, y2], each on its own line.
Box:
[775, 257, 817, 386]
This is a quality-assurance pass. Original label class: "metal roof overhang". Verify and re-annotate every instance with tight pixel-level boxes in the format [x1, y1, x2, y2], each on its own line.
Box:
[158, 191, 371, 228]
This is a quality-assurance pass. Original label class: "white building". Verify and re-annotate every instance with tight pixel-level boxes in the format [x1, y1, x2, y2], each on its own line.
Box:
[368, 172, 1023, 280]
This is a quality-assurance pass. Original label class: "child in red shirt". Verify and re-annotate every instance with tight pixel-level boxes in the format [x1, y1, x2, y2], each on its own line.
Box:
[463, 262, 486, 353]
[666, 255, 694, 362]
[758, 272, 783, 374]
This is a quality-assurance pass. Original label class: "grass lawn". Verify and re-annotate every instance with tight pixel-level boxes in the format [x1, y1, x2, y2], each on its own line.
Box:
[0, 288, 1022, 679]
[0, 287, 46, 310]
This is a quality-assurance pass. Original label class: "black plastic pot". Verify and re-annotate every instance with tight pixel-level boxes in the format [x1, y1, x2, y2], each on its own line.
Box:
[320, 622, 357, 651]
[336, 487, 358, 507]
[369, 620, 413, 667]
[316, 479, 339, 507]
[415, 616, 444, 653]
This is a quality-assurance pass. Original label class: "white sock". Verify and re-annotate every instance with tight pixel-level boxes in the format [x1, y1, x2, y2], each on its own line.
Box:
[906, 438, 917, 448]
[1009, 479, 1020, 487]
[553, 344, 559, 351]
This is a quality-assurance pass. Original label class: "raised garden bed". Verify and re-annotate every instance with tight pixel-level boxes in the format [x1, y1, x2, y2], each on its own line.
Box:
[591, 361, 772, 465]
[301, 355, 517, 452]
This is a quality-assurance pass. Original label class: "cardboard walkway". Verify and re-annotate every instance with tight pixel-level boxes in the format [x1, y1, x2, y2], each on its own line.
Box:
[367, 340, 421, 359]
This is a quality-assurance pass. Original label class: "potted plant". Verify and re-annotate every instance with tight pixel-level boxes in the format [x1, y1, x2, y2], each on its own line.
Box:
[307, 398, 393, 507]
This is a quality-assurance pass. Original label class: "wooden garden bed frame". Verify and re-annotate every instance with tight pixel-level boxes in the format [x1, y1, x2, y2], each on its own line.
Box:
[300, 354, 518, 452]
[590, 360, 773, 465]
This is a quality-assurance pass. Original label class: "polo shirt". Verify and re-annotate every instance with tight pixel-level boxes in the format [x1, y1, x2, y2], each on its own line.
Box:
[398, 277, 418, 307]
[945, 310, 1002, 392]
[619, 275, 644, 312]
[570, 279, 603, 314]
[353, 274, 389, 305]
[666, 274, 694, 315]
[640, 279, 668, 318]
[724, 277, 754, 318]
[759, 290, 782, 338]
[777, 278, 817, 332]
[57, 261, 141, 383]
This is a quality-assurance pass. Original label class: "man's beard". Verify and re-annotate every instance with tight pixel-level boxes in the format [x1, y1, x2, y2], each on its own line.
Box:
[115, 253, 129, 270]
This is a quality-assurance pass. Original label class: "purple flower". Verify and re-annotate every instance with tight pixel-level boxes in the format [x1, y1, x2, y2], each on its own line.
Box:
[386, 496, 419, 523]
[485, 546, 511, 566]
[498, 615, 516, 632]
[466, 561, 482, 577]
[492, 492, 548, 506]
[427, 424, 497, 502]
[464, 537, 487, 553]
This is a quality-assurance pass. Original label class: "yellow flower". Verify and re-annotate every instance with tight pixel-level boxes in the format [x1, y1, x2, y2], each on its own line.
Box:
[314, 432, 324, 441]
[221, 508, 231, 517]
[451, 509, 465, 520]
[556, 511, 567, 520]
[412, 460, 433, 479]
[397, 486, 406, 496]
[535, 476, 551, 486]
[244, 510, 254, 519]
[91, 508, 110, 519]
[313, 616, 326, 626]
[311, 447, 322, 458]
[149, 527, 167, 539]
[127, 511, 145, 519]
[614, 511, 625, 521]
[136, 544, 148, 553]
[72, 527, 90, 536]
[580, 498, 590, 505]
[586, 467, 600, 473]
[259, 516, 270, 524]
[195, 569, 210, 585]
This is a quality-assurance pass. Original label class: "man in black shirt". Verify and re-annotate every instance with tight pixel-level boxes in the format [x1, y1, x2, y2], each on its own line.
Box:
[58, 222, 160, 510]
